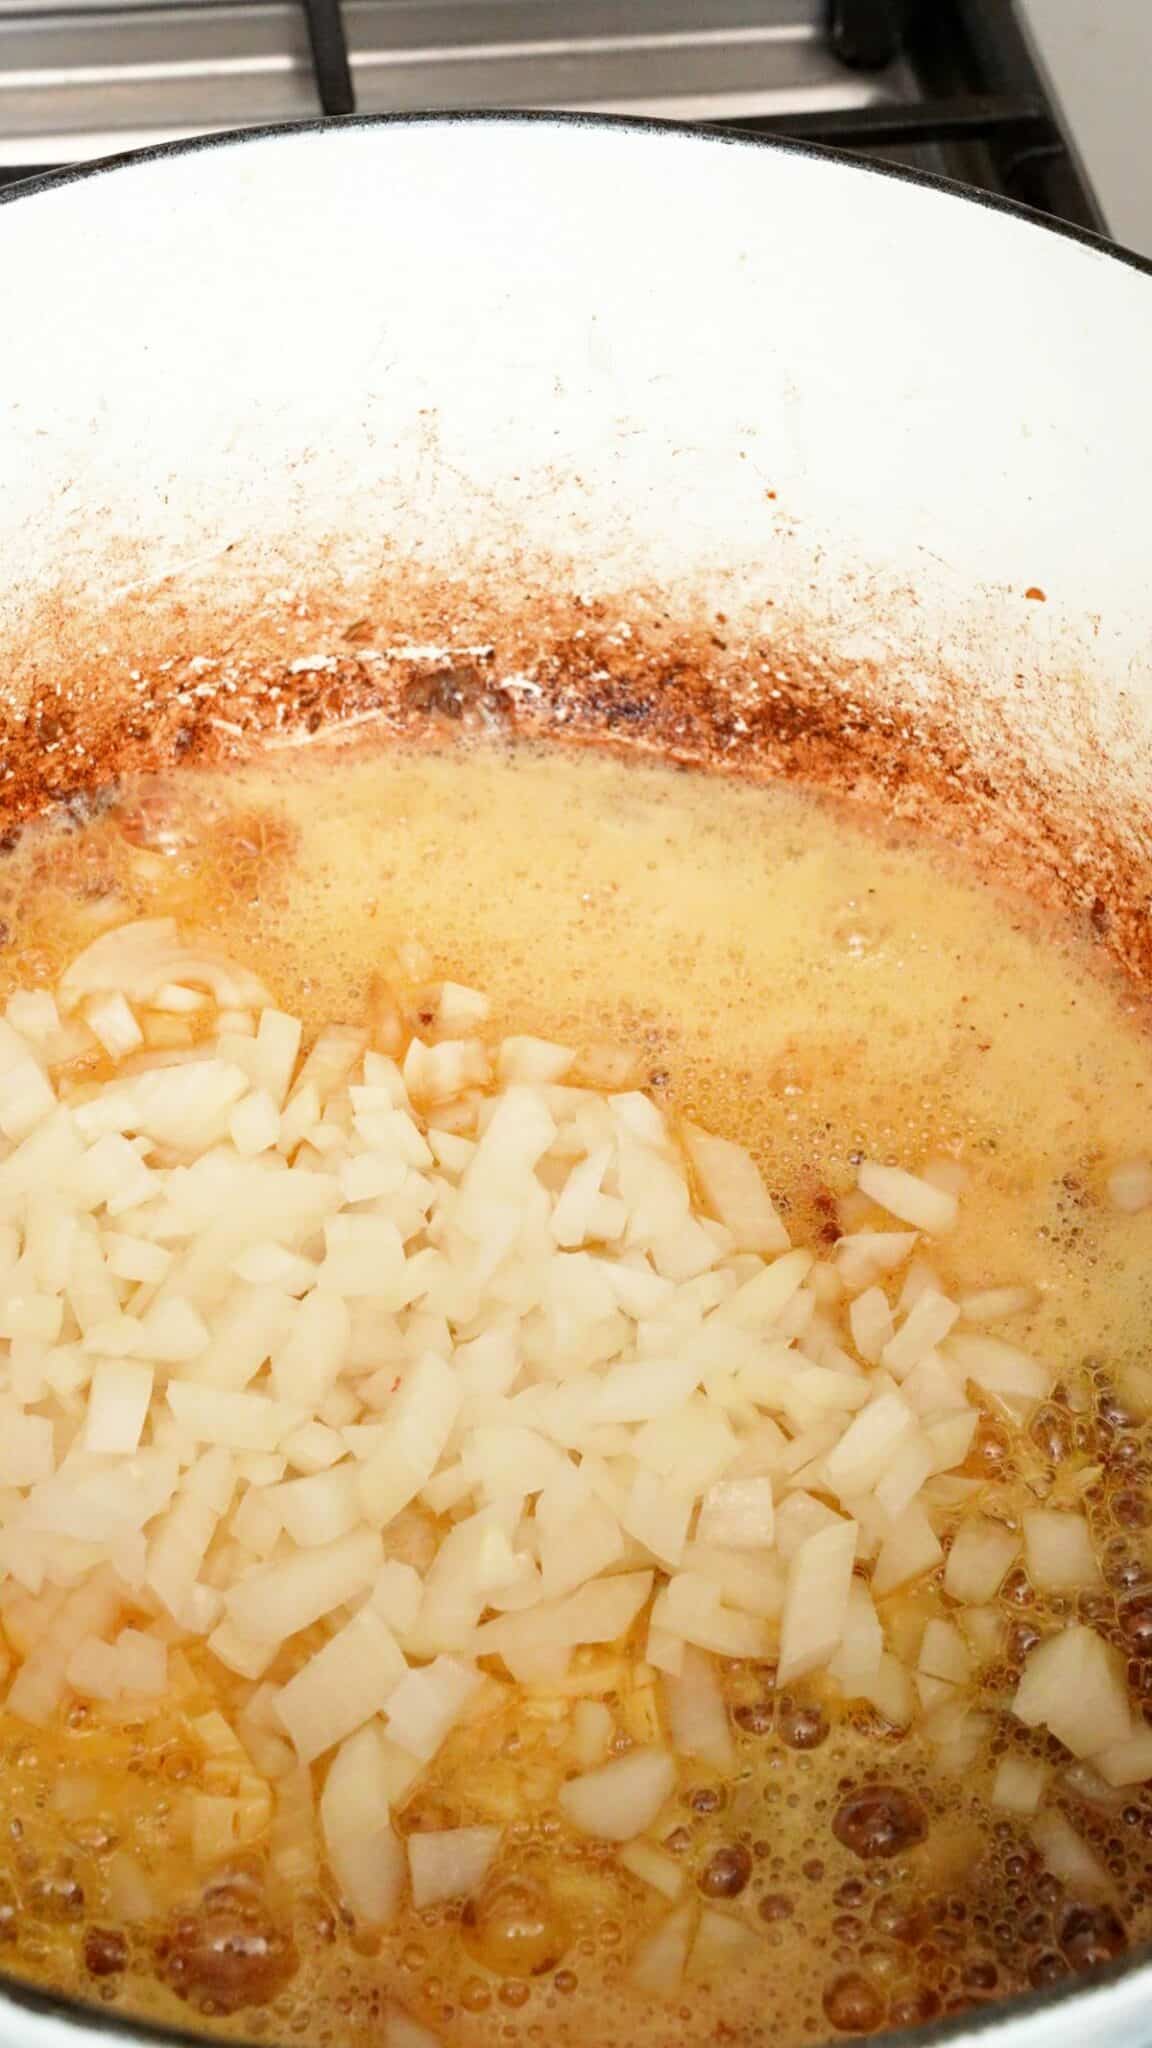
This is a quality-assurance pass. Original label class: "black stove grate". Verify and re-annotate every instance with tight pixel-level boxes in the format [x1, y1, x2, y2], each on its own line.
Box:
[0, 0, 1105, 234]
[706, 0, 1104, 232]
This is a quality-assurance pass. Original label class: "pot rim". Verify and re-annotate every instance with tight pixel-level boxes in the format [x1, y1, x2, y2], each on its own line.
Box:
[0, 103, 1149, 2048]
[0, 104, 1149, 287]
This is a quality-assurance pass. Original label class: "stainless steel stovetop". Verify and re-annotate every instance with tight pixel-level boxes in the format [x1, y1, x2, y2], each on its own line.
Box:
[0, 0, 1105, 232]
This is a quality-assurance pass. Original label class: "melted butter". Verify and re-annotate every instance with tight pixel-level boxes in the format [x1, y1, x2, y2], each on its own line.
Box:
[0, 735, 1150, 2045]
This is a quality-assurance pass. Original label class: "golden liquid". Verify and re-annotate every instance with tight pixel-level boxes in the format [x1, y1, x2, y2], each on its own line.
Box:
[0, 736, 1151, 2044]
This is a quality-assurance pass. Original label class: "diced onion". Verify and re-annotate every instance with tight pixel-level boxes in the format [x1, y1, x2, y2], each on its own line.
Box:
[0, 914, 1128, 1939]
[944, 1517, 1020, 1603]
[619, 1838, 684, 1898]
[407, 1826, 500, 1908]
[777, 1519, 857, 1683]
[858, 1161, 957, 1235]
[225, 1529, 382, 1643]
[558, 1748, 676, 1842]
[990, 1755, 1048, 1813]
[682, 1125, 789, 1254]
[945, 1333, 1049, 1402]
[1029, 1810, 1110, 1891]
[690, 1907, 758, 1979]
[385, 1658, 484, 1762]
[276, 1609, 406, 1762]
[320, 1724, 405, 1924]
[1013, 1627, 1132, 1758]
[872, 1503, 942, 1596]
[83, 1361, 154, 1456]
[661, 1648, 734, 1772]
[569, 1699, 615, 1769]
[1092, 1728, 1152, 1788]
[628, 1902, 696, 1997]
[695, 1477, 774, 1551]
[1022, 1510, 1102, 1592]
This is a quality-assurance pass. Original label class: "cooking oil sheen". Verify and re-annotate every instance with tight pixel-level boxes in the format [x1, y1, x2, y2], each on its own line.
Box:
[0, 735, 1149, 2043]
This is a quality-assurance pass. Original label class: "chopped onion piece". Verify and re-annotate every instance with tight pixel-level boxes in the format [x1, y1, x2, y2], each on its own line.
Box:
[497, 1037, 574, 1084]
[872, 1502, 942, 1596]
[835, 1230, 918, 1294]
[619, 1839, 684, 1899]
[225, 1529, 382, 1644]
[944, 1517, 1019, 1603]
[874, 1435, 934, 1521]
[0, 1023, 57, 1142]
[824, 1392, 914, 1496]
[1023, 1510, 1102, 1592]
[277, 1468, 361, 1549]
[922, 1410, 977, 1475]
[958, 1286, 1036, 1324]
[407, 1827, 500, 1909]
[230, 1089, 281, 1157]
[321, 1723, 405, 1924]
[105, 1852, 157, 1923]
[167, 1382, 303, 1453]
[991, 1755, 1049, 1813]
[859, 1652, 915, 1728]
[1030, 1810, 1110, 1891]
[858, 1162, 957, 1235]
[651, 1577, 767, 1660]
[696, 1477, 774, 1551]
[881, 1291, 959, 1378]
[569, 1698, 615, 1769]
[778, 1519, 857, 1683]
[848, 1286, 894, 1365]
[1013, 1627, 1132, 1758]
[435, 984, 491, 1032]
[620, 1469, 694, 1569]
[370, 1560, 425, 1636]
[83, 991, 143, 1060]
[0, 1409, 54, 1488]
[682, 1125, 789, 1254]
[385, 1657, 484, 1762]
[1092, 1729, 1152, 1788]
[717, 1249, 814, 1331]
[628, 1901, 695, 1997]
[559, 1748, 676, 1842]
[689, 1907, 758, 1980]
[358, 1352, 461, 1526]
[918, 1618, 972, 1687]
[683, 1542, 783, 1620]
[828, 1581, 883, 1692]
[661, 1648, 734, 1773]
[945, 1333, 1049, 1402]
[276, 1609, 407, 1762]
[475, 1572, 653, 1660]
[83, 1360, 154, 1456]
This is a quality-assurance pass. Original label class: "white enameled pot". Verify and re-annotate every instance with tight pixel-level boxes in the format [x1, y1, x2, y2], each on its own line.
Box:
[1, 110, 1152, 2048]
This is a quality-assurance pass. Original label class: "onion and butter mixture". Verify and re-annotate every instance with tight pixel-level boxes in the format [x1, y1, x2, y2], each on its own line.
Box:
[1, 741, 1152, 2046]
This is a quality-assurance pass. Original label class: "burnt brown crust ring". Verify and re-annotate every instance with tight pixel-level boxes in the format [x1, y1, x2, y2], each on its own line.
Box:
[1, 564, 1149, 988]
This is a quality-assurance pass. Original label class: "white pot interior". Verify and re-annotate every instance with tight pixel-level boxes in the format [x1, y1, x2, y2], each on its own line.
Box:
[2, 118, 1150, 969]
[0, 120, 1149, 650]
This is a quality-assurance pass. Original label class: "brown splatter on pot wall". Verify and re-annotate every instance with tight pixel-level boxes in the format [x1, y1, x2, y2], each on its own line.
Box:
[1, 562, 1149, 995]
